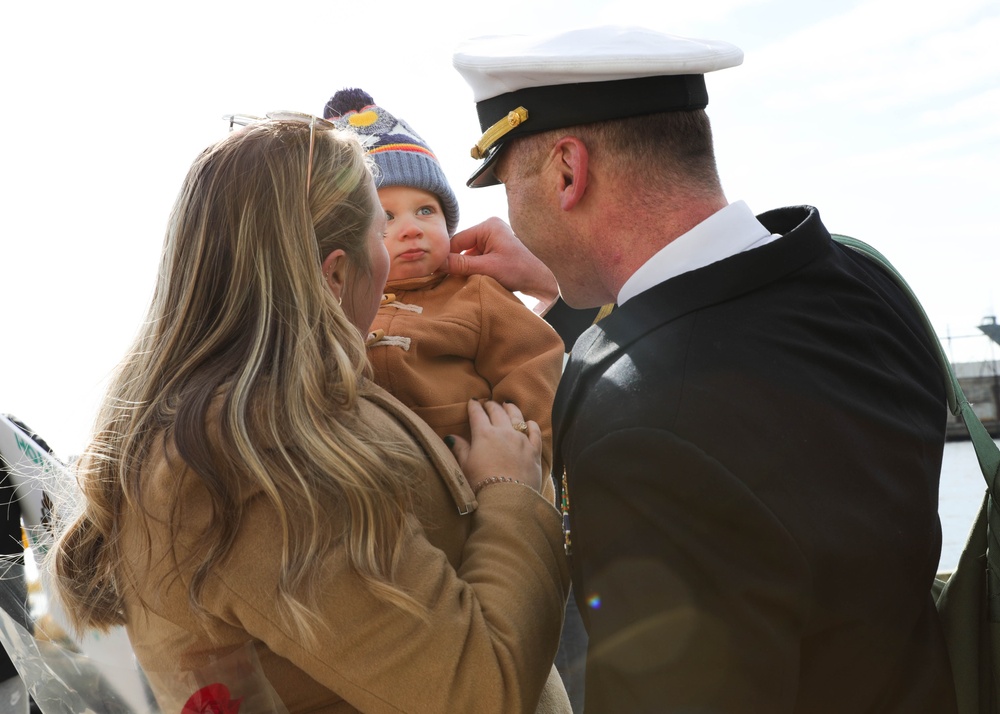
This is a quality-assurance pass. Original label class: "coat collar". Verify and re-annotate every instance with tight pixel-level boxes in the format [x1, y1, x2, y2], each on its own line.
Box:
[553, 205, 830, 444]
[384, 273, 449, 293]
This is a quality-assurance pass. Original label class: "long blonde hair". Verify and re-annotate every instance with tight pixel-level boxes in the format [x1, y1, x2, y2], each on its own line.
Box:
[52, 119, 424, 637]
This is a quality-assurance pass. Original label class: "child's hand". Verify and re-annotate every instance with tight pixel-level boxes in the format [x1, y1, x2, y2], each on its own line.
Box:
[447, 399, 543, 494]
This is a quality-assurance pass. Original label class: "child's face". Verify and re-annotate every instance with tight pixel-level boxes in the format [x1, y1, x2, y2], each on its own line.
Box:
[378, 186, 450, 282]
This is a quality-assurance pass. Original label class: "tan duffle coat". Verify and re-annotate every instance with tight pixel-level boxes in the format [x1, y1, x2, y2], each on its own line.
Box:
[367, 273, 564, 476]
[120, 382, 571, 713]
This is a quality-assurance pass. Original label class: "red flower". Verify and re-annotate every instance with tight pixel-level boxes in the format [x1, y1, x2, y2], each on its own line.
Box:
[181, 683, 243, 714]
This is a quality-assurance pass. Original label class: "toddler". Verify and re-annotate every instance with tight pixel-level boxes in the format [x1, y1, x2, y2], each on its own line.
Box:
[324, 88, 564, 474]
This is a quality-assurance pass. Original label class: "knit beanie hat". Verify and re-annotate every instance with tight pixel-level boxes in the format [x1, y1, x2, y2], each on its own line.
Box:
[324, 88, 460, 235]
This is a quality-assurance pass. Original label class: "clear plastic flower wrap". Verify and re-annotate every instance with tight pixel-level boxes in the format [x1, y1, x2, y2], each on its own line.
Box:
[0, 562, 289, 714]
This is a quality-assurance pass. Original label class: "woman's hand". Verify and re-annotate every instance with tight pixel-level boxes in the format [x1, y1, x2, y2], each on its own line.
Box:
[448, 400, 543, 494]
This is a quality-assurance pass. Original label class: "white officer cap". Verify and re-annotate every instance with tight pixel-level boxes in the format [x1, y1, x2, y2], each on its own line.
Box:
[453, 26, 743, 187]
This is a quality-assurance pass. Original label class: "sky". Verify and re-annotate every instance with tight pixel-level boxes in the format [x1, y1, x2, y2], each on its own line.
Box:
[2, 0, 999, 458]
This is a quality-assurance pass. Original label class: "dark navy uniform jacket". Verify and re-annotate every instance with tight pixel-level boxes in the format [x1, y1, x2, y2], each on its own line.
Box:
[553, 206, 957, 713]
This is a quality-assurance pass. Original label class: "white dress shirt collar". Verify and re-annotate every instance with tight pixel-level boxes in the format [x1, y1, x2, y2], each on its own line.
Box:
[617, 200, 779, 306]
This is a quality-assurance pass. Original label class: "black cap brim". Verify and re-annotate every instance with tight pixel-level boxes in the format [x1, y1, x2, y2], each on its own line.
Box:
[466, 142, 507, 188]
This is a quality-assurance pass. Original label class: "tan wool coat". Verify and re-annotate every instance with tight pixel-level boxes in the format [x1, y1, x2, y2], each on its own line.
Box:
[367, 273, 564, 476]
[119, 382, 571, 713]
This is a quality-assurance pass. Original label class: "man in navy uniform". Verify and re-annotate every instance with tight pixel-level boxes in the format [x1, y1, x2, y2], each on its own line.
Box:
[445, 26, 958, 714]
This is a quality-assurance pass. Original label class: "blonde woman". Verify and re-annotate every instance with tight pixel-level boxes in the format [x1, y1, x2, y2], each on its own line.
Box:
[50, 117, 570, 713]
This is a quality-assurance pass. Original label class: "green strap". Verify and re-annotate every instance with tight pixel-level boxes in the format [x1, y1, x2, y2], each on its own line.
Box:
[831, 234, 1000, 498]
[833, 233, 1000, 632]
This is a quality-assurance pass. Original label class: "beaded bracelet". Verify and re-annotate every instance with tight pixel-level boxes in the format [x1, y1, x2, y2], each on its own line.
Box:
[473, 476, 524, 496]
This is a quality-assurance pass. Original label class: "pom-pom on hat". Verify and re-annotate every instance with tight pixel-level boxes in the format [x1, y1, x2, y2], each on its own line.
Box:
[452, 26, 744, 188]
[324, 88, 460, 235]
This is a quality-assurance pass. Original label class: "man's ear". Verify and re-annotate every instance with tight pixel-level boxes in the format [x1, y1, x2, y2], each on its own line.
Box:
[553, 137, 590, 212]
[321, 249, 348, 302]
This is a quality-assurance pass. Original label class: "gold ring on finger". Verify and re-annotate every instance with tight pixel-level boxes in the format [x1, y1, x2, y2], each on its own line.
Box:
[512, 421, 528, 433]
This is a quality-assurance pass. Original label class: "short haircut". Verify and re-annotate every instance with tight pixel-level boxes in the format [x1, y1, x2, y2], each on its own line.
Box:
[511, 109, 722, 198]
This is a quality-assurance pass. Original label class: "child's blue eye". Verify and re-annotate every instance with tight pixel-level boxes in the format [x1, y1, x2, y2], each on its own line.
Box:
[385, 211, 394, 221]
[418, 206, 434, 216]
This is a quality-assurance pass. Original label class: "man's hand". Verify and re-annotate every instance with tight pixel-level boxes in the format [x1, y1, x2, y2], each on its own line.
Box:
[444, 217, 559, 309]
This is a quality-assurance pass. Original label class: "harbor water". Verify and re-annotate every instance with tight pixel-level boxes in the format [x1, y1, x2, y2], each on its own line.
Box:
[938, 437, 999, 573]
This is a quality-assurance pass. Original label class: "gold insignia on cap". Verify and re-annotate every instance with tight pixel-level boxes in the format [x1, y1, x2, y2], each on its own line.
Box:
[470, 107, 529, 159]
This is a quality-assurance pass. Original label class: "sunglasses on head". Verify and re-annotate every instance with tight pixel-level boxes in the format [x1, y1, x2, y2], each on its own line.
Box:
[223, 112, 337, 194]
